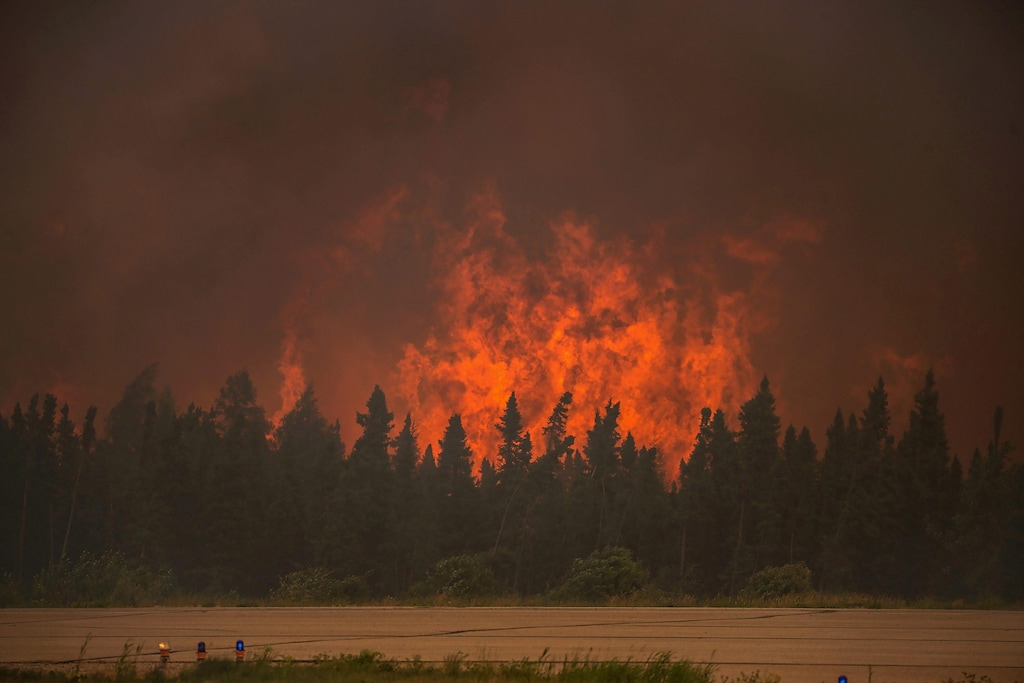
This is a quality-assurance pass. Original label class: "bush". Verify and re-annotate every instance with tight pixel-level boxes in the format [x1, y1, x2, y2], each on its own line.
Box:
[742, 562, 813, 600]
[271, 567, 342, 604]
[270, 568, 370, 605]
[554, 547, 645, 601]
[32, 551, 175, 606]
[338, 575, 370, 602]
[417, 554, 497, 599]
[0, 572, 21, 607]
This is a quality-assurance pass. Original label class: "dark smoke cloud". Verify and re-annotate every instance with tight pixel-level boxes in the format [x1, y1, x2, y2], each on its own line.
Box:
[2, 1, 1022, 460]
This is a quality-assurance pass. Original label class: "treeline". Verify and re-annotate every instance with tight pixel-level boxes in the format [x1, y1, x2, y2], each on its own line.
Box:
[1, 364, 1021, 603]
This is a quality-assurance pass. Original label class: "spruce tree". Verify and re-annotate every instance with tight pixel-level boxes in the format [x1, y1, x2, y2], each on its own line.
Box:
[0, 409, 17, 575]
[435, 414, 482, 557]
[270, 385, 343, 574]
[952, 407, 1016, 598]
[584, 400, 623, 550]
[523, 393, 575, 593]
[855, 378, 901, 593]
[817, 409, 853, 589]
[894, 370, 951, 596]
[731, 376, 782, 591]
[167, 402, 218, 591]
[59, 405, 96, 563]
[392, 413, 430, 591]
[492, 393, 534, 565]
[336, 386, 396, 593]
[702, 408, 739, 594]
[415, 443, 441, 572]
[818, 380, 900, 593]
[207, 370, 273, 594]
[11, 396, 56, 583]
[776, 426, 818, 567]
[678, 407, 716, 592]
[623, 443, 672, 576]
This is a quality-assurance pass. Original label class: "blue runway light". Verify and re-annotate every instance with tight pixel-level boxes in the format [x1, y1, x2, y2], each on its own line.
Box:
[839, 676, 848, 683]
[236, 640, 244, 652]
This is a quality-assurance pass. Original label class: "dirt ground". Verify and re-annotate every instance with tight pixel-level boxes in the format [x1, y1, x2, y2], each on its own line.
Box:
[1, 607, 1021, 683]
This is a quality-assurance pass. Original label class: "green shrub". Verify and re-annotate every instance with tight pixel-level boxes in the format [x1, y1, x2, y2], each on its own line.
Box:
[554, 547, 646, 601]
[418, 554, 497, 599]
[338, 575, 370, 602]
[0, 572, 21, 607]
[741, 562, 813, 600]
[32, 551, 175, 606]
[270, 568, 369, 605]
[270, 567, 342, 604]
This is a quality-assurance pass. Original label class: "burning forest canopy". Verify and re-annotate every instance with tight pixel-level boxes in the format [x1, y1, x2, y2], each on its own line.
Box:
[272, 182, 814, 475]
[1, 2, 1022, 466]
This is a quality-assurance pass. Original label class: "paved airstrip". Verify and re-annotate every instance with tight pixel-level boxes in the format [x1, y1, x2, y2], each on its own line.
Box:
[2, 607, 1022, 683]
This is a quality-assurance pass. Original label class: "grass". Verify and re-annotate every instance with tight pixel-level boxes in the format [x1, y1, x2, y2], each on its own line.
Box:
[0, 649, 1012, 683]
[0, 650, 717, 683]
[7, 573, 1021, 610]
[139, 589, 1023, 611]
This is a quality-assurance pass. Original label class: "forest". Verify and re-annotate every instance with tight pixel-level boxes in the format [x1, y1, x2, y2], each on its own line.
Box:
[1, 365, 1021, 605]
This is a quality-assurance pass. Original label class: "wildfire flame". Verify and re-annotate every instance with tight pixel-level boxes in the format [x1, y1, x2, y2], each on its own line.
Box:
[394, 185, 760, 475]
[272, 183, 818, 476]
[271, 327, 306, 429]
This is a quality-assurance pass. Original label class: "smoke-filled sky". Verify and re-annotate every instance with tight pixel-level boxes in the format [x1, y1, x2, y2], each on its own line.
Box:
[2, 1, 1022, 471]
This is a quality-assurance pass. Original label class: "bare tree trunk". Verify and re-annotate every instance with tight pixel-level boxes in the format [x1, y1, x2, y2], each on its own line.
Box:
[679, 521, 688, 580]
[493, 475, 526, 554]
[48, 502, 55, 569]
[729, 499, 745, 595]
[61, 457, 86, 562]
[18, 481, 30, 582]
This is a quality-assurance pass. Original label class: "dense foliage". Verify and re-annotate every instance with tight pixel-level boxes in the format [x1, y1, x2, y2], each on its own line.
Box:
[1, 367, 1021, 604]
[553, 547, 646, 601]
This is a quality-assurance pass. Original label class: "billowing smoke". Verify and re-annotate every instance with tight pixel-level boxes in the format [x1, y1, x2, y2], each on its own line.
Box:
[1, 2, 1021, 462]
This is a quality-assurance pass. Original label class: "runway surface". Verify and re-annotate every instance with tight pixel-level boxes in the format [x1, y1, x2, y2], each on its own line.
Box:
[1, 607, 1022, 683]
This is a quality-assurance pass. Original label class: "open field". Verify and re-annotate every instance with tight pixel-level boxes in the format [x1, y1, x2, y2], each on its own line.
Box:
[1, 607, 1022, 683]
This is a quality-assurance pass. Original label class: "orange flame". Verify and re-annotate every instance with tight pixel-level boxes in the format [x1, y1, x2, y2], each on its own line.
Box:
[270, 183, 819, 475]
[395, 186, 762, 475]
[271, 327, 306, 428]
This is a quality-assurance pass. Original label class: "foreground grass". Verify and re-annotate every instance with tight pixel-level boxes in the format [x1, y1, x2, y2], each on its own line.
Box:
[0, 650, 1008, 683]
[0, 650, 720, 683]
